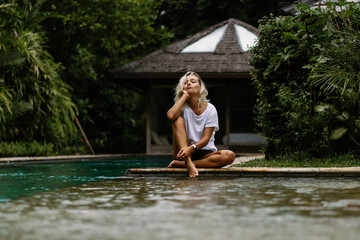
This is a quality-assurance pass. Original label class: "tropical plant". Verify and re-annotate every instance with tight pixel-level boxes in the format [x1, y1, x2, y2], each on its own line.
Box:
[0, 141, 54, 157]
[0, 1, 78, 150]
[250, 1, 360, 157]
[310, 2, 360, 152]
[40, 0, 173, 153]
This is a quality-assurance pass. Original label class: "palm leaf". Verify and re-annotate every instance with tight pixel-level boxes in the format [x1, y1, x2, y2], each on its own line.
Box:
[0, 3, 15, 10]
[11, 100, 33, 118]
[21, 0, 64, 27]
[310, 63, 357, 94]
[0, 87, 13, 123]
[0, 50, 26, 67]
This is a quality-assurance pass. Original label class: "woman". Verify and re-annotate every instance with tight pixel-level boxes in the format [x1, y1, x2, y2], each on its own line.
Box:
[167, 71, 235, 177]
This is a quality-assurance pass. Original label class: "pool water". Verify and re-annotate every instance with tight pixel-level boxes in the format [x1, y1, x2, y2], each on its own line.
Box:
[1, 160, 360, 239]
[0, 158, 170, 202]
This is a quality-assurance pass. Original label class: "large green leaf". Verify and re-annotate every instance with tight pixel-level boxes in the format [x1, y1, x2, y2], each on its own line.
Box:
[336, 112, 350, 121]
[314, 103, 337, 114]
[329, 127, 348, 140]
[355, 119, 360, 128]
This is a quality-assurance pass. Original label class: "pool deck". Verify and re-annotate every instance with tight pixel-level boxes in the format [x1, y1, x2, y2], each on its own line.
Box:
[126, 154, 360, 178]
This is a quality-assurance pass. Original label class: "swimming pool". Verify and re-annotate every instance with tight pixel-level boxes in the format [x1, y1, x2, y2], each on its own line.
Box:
[0, 157, 170, 202]
[1, 158, 360, 239]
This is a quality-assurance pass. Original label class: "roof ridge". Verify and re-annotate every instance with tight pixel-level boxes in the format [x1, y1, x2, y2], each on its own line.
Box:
[164, 19, 230, 54]
[215, 21, 242, 54]
[164, 18, 258, 54]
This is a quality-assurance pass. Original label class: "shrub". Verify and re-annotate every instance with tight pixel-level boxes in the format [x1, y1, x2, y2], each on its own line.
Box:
[250, 1, 360, 157]
[0, 141, 54, 157]
[0, 140, 89, 157]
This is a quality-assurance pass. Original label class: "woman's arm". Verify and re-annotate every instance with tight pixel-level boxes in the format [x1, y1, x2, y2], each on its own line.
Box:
[166, 90, 189, 121]
[193, 127, 214, 150]
[175, 127, 214, 159]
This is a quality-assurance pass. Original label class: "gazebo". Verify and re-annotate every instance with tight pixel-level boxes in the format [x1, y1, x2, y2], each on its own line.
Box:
[109, 18, 265, 154]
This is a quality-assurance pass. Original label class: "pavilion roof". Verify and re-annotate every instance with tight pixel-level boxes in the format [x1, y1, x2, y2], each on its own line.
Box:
[109, 18, 259, 79]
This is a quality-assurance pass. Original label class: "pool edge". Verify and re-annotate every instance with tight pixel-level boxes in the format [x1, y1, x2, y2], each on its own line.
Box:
[126, 167, 360, 178]
[0, 154, 171, 165]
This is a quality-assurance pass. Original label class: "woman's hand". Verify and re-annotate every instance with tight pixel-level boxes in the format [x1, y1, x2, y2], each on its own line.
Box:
[176, 146, 193, 160]
[181, 90, 190, 100]
[166, 90, 189, 121]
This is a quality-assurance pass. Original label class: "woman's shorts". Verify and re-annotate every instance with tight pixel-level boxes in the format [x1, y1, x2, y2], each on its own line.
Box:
[192, 150, 214, 160]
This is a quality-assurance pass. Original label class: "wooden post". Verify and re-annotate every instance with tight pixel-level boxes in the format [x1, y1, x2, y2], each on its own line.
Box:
[226, 80, 230, 148]
[73, 113, 95, 155]
[146, 88, 152, 154]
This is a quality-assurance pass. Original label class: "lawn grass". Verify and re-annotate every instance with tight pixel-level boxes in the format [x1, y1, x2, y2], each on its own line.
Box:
[233, 154, 360, 168]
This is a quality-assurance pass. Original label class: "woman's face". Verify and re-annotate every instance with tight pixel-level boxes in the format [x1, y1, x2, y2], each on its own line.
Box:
[183, 75, 200, 95]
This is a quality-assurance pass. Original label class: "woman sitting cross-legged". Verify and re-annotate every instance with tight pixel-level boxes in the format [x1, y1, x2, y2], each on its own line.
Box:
[166, 71, 236, 177]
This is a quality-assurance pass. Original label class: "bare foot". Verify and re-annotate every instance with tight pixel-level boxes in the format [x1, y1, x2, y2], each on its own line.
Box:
[168, 159, 198, 177]
[168, 160, 185, 168]
[186, 161, 199, 178]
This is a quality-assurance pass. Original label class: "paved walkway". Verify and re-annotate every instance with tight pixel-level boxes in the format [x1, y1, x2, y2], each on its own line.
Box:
[224, 153, 265, 168]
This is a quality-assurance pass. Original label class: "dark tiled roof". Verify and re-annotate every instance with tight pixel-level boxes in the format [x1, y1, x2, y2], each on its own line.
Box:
[109, 18, 258, 78]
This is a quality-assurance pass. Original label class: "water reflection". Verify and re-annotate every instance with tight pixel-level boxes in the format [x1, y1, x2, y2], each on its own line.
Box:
[1, 178, 360, 239]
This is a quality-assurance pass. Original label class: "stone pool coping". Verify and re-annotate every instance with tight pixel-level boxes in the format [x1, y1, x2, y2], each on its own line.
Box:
[0, 154, 151, 165]
[126, 167, 360, 178]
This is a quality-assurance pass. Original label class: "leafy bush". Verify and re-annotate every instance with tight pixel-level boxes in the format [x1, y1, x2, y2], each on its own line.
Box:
[0, 2, 77, 147]
[40, 0, 172, 153]
[238, 153, 360, 168]
[0, 141, 54, 157]
[250, 1, 360, 157]
[0, 140, 89, 157]
[1, 1, 170, 154]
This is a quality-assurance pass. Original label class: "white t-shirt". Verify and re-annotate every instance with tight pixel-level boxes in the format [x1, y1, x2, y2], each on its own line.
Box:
[182, 102, 219, 152]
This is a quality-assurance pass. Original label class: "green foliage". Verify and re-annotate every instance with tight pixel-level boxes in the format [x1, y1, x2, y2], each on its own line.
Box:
[157, 0, 293, 39]
[237, 153, 360, 168]
[40, 0, 172, 153]
[250, 1, 360, 157]
[0, 0, 172, 155]
[0, 140, 87, 157]
[309, 4, 360, 151]
[2, 0, 303, 156]
[0, 1, 78, 150]
[0, 141, 54, 157]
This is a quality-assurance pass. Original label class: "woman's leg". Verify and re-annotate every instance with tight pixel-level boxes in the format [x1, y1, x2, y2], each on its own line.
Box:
[194, 150, 235, 167]
[169, 117, 198, 177]
[171, 117, 187, 159]
[169, 150, 235, 168]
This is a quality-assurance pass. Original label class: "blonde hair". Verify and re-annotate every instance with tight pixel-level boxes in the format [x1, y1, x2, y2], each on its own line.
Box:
[174, 71, 208, 107]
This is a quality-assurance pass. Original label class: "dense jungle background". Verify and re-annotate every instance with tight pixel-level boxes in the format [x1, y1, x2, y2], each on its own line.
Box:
[2, 0, 358, 157]
[0, 0, 290, 155]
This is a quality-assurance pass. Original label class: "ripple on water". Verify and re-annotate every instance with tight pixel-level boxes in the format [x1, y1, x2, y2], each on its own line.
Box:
[1, 178, 360, 240]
